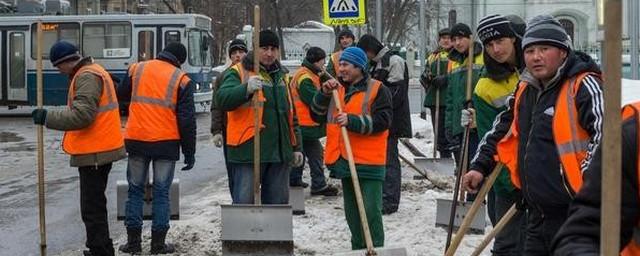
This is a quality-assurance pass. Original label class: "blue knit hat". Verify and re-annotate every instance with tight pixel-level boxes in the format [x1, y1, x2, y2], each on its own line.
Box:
[339, 46, 368, 71]
[49, 41, 81, 66]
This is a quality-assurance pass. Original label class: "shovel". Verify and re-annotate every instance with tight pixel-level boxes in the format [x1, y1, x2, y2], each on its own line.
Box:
[220, 6, 293, 254]
[414, 52, 455, 175]
[36, 20, 47, 256]
[470, 203, 518, 256]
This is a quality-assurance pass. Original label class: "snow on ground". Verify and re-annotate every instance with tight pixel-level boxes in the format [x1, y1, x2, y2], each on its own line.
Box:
[54, 115, 491, 256]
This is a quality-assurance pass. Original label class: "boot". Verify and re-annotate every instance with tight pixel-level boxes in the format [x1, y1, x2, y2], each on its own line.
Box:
[118, 228, 142, 254]
[150, 229, 175, 254]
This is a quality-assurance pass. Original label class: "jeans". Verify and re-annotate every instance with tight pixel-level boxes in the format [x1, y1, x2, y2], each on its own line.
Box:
[383, 136, 401, 212]
[289, 138, 328, 192]
[492, 192, 526, 256]
[428, 106, 453, 158]
[230, 162, 290, 204]
[124, 155, 176, 232]
[78, 164, 114, 256]
[222, 134, 234, 197]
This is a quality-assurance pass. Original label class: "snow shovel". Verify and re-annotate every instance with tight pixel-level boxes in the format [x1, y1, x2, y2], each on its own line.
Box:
[470, 203, 518, 256]
[221, 6, 293, 255]
[414, 53, 455, 175]
[36, 20, 47, 256]
[442, 38, 489, 251]
[326, 82, 407, 256]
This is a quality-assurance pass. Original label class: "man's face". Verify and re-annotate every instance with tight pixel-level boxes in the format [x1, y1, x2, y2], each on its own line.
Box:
[339, 36, 354, 49]
[524, 45, 568, 82]
[230, 50, 247, 65]
[259, 46, 279, 66]
[452, 35, 470, 53]
[55, 61, 75, 75]
[338, 61, 363, 84]
[439, 35, 452, 49]
[313, 58, 326, 70]
[485, 37, 516, 64]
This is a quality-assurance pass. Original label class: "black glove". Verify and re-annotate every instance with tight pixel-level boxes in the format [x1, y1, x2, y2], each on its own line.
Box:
[181, 155, 195, 171]
[419, 70, 433, 90]
[32, 109, 47, 125]
[432, 75, 448, 89]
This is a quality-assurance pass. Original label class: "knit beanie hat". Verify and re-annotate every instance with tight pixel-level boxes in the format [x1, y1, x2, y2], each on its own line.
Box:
[228, 39, 247, 57]
[438, 28, 451, 38]
[522, 15, 572, 51]
[305, 47, 327, 64]
[450, 23, 472, 38]
[356, 34, 384, 54]
[505, 14, 526, 38]
[161, 42, 187, 64]
[338, 29, 355, 40]
[477, 14, 516, 45]
[259, 30, 279, 48]
[340, 46, 368, 71]
[49, 41, 81, 66]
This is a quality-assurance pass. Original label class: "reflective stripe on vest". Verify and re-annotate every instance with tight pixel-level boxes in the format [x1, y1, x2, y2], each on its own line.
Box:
[325, 79, 389, 165]
[622, 102, 640, 256]
[331, 51, 342, 75]
[62, 63, 124, 155]
[495, 72, 597, 193]
[225, 63, 297, 147]
[125, 59, 189, 142]
[291, 66, 321, 127]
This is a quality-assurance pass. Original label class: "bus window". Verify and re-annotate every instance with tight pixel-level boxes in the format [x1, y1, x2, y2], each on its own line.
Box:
[138, 31, 155, 61]
[9, 32, 25, 90]
[187, 30, 211, 67]
[31, 22, 80, 59]
[83, 22, 131, 59]
[165, 30, 180, 46]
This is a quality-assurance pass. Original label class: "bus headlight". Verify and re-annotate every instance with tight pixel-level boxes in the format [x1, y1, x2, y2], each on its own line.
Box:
[196, 83, 201, 91]
[209, 82, 213, 89]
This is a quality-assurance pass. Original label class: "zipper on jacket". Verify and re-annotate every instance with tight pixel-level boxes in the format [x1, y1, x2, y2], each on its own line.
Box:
[559, 165, 575, 199]
[521, 88, 542, 208]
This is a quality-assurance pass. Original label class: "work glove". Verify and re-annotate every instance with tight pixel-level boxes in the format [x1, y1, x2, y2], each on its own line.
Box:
[246, 75, 264, 96]
[31, 109, 47, 125]
[211, 133, 223, 148]
[292, 151, 304, 168]
[181, 155, 195, 171]
[419, 70, 433, 91]
[432, 75, 448, 89]
[460, 108, 476, 128]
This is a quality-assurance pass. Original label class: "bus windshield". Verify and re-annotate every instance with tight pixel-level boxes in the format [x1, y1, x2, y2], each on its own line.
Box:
[187, 29, 212, 67]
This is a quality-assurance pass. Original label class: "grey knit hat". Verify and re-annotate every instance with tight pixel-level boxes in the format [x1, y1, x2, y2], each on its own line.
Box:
[522, 15, 572, 51]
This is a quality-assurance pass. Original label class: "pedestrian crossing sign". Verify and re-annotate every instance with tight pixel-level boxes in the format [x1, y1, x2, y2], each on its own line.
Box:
[323, 0, 367, 26]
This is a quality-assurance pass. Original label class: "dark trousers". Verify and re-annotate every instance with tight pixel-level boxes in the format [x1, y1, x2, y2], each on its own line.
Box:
[290, 138, 328, 192]
[222, 133, 234, 197]
[491, 191, 526, 256]
[383, 136, 401, 213]
[78, 164, 114, 256]
[524, 206, 568, 255]
[428, 105, 452, 158]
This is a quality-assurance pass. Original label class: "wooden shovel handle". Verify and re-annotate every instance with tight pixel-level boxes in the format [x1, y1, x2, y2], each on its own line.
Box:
[470, 204, 518, 256]
[252, 5, 261, 205]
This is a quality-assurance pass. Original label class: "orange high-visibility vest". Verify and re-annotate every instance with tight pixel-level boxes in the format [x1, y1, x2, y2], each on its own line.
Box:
[331, 51, 342, 75]
[124, 59, 190, 142]
[621, 102, 640, 256]
[325, 79, 389, 165]
[495, 72, 599, 193]
[290, 66, 321, 127]
[225, 63, 297, 147]
[62, 63, 124, 155]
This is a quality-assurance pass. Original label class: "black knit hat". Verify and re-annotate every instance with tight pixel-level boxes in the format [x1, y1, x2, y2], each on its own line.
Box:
[305, 47, 326, 63]
[438, 28, 451, 37]
[357, 34, 384, 54]
[228, 39, 247, 57]
[259, 30, 279, 48]
[450, 23, 472, 38]
[162, 42, 187, 64]
[477, 14, 516, 45]
[338, 29, 355, 40]
[505, 15, 526, 38]
[522, 15, 572, 51]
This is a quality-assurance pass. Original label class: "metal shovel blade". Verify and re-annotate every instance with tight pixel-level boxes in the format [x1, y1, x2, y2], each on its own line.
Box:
[414, 156, 456, 175]
[116, 179, 180, 220]
[221, 204, 294, 255]
[335, 247, 408, 256]
[435, 198, 487, 234]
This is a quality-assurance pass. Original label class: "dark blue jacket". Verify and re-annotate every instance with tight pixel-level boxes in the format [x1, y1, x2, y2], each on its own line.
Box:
[117, 52, 196, 161]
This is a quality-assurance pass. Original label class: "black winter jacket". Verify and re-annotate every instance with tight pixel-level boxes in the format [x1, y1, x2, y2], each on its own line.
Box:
[551, 117, 639, 255]
[117, 52, 197, 161]
[470, 51, 603, 210]
[368, 47, 412, 138]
